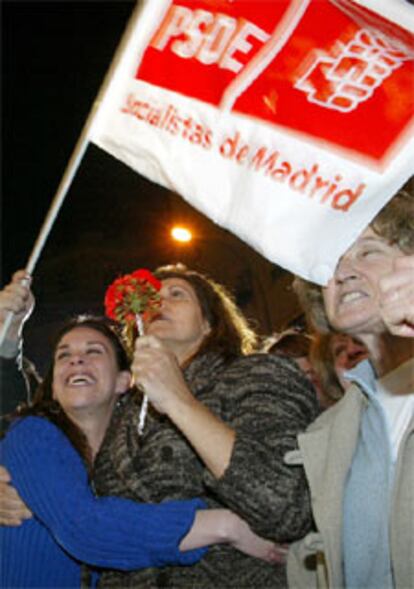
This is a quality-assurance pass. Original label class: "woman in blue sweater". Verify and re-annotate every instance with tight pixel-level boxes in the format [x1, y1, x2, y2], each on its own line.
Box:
[0, 315, 278, 587]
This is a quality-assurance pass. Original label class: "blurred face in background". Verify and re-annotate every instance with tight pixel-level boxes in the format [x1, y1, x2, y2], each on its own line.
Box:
[294, 356, 322, 393]
[330, 333, 368, 390]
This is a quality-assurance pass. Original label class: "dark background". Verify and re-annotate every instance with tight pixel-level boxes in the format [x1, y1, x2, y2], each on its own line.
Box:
[2, 1, 303, 372]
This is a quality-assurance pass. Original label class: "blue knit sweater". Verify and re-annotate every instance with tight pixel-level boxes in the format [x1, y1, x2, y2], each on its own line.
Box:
[0, 416, 207, 587]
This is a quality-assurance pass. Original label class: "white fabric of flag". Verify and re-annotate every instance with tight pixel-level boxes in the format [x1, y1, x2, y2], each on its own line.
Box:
[90, 0, 414, 284]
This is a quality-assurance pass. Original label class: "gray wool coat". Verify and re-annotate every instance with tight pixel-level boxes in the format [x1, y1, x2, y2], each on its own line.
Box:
[92, 351, 320, 588]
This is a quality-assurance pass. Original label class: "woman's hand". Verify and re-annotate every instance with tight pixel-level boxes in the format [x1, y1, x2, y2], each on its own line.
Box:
[0, 465, 32, 526]
[0, 270, 34, 355]
[180, 509, 288, 564]
[225, 511, 289, 563]
[132, 335, 194, 414]
[379, 255, 414, 337]
[132, 335, 235, 478]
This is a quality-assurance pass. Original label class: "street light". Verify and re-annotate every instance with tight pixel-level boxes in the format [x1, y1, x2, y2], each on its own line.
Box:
[168, 223, 273, 330]
[166, 218, 300, 332]
[170, 226, 193, 243]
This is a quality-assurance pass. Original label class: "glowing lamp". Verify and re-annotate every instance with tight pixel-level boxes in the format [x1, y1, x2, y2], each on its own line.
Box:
[171, 226, 193, 243]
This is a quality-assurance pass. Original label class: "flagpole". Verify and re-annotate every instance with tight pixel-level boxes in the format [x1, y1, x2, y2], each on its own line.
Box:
[0, 1, 145, 348]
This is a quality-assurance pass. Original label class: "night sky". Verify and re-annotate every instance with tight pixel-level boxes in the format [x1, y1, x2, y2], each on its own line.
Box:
[3, 1, 299, 371]
[3, 1, 135, 276]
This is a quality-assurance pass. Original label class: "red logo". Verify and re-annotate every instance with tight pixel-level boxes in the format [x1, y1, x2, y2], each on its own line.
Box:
[136, 0, 414, 164]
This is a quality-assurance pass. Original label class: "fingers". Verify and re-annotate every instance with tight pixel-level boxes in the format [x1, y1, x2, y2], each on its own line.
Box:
[233, 518, 290, 564]
[0, 270, 34, 317]
[379, 256, 414, 337]
[0, 482, 33, 526]
[131, 335, 189, 416]
[132, 336, 170, 375]
[267, 542, 290, 564]
[132, 338, 157, 375]
[0, 271, 35, 347]
[380, 257, 414, 299]
[132, 336, 164, 396]
[134, 335, 164, 351]
[0, 466, 11, 483]
[12, 269, 32, 285]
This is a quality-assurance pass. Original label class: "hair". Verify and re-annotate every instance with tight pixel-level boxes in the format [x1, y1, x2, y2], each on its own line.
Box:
[294, 188, 414, 333]
[263, 330, 313, 359]
[12, 315, 130, 468]
[309, 333, 347, 404]
[154, 264, 258, 358]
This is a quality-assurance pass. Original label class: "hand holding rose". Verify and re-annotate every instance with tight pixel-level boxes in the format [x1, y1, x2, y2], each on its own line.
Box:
[132, 335, 195, 415]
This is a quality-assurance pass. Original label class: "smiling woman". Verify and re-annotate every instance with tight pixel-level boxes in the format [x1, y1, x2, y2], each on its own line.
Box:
[0, 259, 320, 588]
[51, 325, 131, 458]
[15, 316, 132, 465]
[290, 186, 414, 588]
[0, 314, 281, 588]
[322, 228, 404, 337]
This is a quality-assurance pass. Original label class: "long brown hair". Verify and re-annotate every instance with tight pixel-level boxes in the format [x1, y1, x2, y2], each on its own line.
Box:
[10, 315, 130, 468]
[155, 264, 258, 359]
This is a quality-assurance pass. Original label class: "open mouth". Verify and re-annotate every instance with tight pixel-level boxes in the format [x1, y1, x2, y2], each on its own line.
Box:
[340, 291, 367, 305]
[66, 374, 95, 386]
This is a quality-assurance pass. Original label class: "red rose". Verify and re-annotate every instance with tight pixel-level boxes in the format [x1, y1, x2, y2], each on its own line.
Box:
[132, 269, 161, 291]
[104, 268, 161, 328]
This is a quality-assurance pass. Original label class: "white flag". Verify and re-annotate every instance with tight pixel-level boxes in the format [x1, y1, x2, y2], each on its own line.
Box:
[90, 0, 414, 284]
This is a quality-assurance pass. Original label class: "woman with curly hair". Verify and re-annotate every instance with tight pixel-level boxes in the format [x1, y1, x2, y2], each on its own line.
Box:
[289, 188, 414, 589]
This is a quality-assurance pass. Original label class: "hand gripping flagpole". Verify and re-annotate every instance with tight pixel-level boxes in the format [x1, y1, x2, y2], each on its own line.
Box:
[0, 1, 145, 349]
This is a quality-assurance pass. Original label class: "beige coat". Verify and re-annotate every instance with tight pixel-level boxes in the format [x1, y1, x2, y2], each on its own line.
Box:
[287, 384, 414, 589]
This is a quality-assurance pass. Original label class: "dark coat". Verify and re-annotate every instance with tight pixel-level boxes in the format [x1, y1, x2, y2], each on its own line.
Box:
[93, 352, 320, 588]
